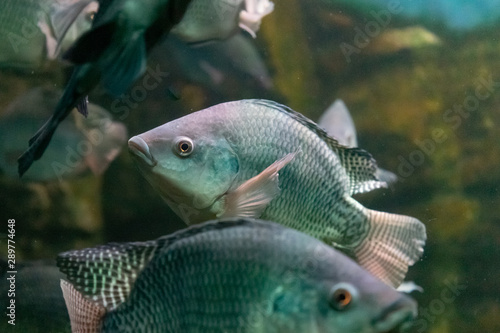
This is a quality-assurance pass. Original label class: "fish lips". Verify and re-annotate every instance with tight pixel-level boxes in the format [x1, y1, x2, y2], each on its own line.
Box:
[372, 297, 417, 332]
[128, 136, 157, 167]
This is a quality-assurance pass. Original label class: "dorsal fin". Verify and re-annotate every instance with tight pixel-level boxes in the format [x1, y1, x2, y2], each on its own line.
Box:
[57, 219, 270, 311]
[246, 100, 387, 195]
[57, 240, 159, 311]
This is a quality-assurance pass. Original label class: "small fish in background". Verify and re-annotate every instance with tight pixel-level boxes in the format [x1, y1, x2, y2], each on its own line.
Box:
[318, 99, 358, 147]
[58, 218, 417, 332]
[128, 99, 426, 287]
[0, 260, 69, 332]
[16, 0, 194, 177]
[172, 0, 274, 42]
[161, 33, 273, 91]
[17, 0, 275, 178]
[363, 26, 441, 56]
[0, 0, 98, 70]
[0, 87, 127, 182]
[318, 99, 398, 185]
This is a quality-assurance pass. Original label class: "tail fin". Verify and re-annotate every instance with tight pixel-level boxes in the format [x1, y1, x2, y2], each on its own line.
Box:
[60, 279, 106, 332]
[17, 71, 86, 177]
[355, 209, 426, 287]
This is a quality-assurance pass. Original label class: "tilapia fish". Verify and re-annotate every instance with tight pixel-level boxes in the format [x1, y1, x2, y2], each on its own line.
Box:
[58, 218, 417, 332]
[128, 99, 426, 287]
[0, 0, 98, 69]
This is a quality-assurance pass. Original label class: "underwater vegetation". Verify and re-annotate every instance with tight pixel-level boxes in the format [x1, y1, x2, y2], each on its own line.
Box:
[1, 0, 500, 332]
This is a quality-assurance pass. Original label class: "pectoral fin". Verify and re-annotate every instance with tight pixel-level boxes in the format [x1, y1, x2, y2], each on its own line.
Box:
[239, 0, 275, 37]
[220, 152, 296, 218]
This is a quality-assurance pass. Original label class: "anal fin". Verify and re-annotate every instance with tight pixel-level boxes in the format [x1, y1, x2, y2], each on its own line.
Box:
[61, 279, 106, 333]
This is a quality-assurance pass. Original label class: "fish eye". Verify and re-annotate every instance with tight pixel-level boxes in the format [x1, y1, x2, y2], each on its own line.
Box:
[86, 11, 96, 22]
[174, 137, 194, 157]
[329, 283, 357, 311]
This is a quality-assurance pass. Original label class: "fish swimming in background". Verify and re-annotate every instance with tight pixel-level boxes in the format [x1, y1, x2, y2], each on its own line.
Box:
[0, 87, 127, 182]
[0, 0, 98, 69]
[318, 99, 358, 147]
[128, 99, 426, 287]
[58, 218, 417, 332]
[16, 0, 193, 177]
[17, 0, 274, 178]
[318, 99, 397, 184]
[172, 0, 274, 42]
[0, 260, 69, 332]
[162, 33, 273, 91]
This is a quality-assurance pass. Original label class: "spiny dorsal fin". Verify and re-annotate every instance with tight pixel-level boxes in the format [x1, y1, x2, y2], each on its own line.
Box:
[57, 219, 278, 311]
[57, 240, 159, 311]
[246, 100, 387, 195]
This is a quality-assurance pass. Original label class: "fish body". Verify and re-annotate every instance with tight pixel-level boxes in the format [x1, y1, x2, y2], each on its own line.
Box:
[58, 218, 417, 332]
[172, 0, 274, 42]
[17, 0, 192, 177]
[0, 87, 127, 181]
[0, 0, 97, 69]
[163, 33, 272, 90]
[128, 99, 426, 287]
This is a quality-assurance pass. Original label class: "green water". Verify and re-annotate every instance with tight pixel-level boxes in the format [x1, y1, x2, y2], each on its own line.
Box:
[1, 0, 499, 332]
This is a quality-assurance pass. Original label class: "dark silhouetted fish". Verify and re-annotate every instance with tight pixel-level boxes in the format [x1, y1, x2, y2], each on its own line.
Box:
[0, 87, 127, 181]
[16, 0, 193, 177]
[128, 99, 426, 287]
[58, 218, 417, 332]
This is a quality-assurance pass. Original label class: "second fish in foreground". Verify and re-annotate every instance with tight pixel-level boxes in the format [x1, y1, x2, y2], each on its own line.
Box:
[58, 218, 417, 332]
[128, 99, 426, 287]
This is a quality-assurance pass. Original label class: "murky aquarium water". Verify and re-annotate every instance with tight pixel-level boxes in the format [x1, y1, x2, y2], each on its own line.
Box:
[0, 0, 499, 332]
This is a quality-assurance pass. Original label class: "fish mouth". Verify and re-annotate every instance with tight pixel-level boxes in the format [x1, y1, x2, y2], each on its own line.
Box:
[372, 297, 417, 333]
[128, 136, 157, 167]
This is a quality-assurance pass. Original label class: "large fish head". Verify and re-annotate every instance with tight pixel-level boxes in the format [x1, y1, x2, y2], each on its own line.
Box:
[264, 238, 417, 333]
[315, 244, 417, 333]
[128, 113, 239, 224]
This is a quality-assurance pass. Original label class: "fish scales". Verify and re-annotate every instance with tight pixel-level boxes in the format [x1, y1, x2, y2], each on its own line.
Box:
[205, 100, 369, 247]
[101, 222, 311, 331]
[58, 219, 418, 332]
[128, 99, 426, 287]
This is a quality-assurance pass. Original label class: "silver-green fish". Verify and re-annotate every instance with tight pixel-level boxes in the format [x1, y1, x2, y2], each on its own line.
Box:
[171, 0, 274, 42]
[58, 218, 417, 332]
[128, 99, 426, 287]
[0, 0, 98, 69]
